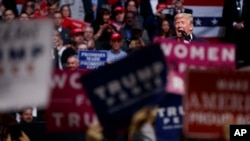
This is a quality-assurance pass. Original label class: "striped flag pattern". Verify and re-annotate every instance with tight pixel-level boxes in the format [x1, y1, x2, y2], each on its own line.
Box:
[168, 0, 225, 42]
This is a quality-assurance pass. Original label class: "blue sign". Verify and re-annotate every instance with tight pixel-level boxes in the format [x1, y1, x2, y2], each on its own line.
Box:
[80, 45, 167, 131]
[154, 93, 184, 141]
[78, 50, 107, 69]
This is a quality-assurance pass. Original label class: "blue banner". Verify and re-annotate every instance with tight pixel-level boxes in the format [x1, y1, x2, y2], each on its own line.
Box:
[154, 93, 184, 141]
[78, 50, 107, 69]
[80, 45, 167, 131]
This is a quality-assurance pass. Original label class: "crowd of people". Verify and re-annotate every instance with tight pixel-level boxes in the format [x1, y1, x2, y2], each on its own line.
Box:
[0, 0, 249, 68]
[0, 0, 249, 140]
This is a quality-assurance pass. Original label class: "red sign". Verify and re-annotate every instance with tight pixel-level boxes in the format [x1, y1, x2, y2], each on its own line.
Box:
[159, 39, 236, 95]
[62, 17, 89, 31]
[46, 70, 97, 133]
[184, 70, 250, 139]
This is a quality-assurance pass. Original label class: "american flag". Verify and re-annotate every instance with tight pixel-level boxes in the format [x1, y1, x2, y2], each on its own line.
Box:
[168, 0, 225, 42]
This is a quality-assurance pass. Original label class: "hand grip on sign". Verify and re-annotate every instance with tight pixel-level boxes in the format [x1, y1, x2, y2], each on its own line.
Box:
[86, 122, 103, 141]
[129, 106, 158, 137]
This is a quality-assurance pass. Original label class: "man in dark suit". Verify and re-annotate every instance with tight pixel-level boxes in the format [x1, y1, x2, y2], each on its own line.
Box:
[222, 0, 250, 68]
[53, 11, 71, 45]
[167, 0, 193, 21]
[84, 0, 108, 23]
[140, 0, 166, 23]
[168, 13, 208, 43]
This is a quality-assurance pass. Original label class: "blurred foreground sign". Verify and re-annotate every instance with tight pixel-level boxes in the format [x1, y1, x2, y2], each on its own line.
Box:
[0, 20, 52, 110]
[184, 70, 250, 139]
[160, 40, 235, 94]
[81, 45, 167, 130]
[46, 70, 97, 132]
[154, 93, 184, 141]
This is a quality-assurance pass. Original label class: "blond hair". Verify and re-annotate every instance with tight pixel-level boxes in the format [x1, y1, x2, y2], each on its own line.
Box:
[174, 13, 193, 25]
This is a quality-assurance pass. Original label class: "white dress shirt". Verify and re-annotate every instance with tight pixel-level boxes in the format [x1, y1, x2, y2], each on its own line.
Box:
[150, 0, 158, 15]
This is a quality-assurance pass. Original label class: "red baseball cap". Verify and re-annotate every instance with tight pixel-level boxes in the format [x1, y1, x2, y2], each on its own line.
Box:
[71, 28, 84, 36]
[156, 3, 167, 10]
[110, 33, 122, 41]
[114, 6, 125, 13]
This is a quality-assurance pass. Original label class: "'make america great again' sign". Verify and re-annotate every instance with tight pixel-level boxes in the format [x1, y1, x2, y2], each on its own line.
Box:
[184, 70, 250, 139]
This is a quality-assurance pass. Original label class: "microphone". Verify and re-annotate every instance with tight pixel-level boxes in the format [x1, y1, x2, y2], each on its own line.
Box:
[178, 30, 190, 41]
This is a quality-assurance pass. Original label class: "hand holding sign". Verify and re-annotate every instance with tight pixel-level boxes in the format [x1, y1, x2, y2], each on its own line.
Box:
[86, 122, 103, 141]
[129, 106, 158, 138]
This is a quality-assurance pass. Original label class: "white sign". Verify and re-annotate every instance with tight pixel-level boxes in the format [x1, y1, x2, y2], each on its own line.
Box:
[0, 20, 53, 110]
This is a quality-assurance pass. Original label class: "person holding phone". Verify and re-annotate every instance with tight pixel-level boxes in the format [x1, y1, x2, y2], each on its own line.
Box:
[167, 0, 193, 21]
[144, 3, 169, 41]
[128, 22, 146, 50]
[120, 11, 150, 53]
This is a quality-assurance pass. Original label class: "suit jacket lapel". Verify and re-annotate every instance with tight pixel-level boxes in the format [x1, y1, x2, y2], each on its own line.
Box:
[98, 0, 103, 9]
[83, 0, 92, 13]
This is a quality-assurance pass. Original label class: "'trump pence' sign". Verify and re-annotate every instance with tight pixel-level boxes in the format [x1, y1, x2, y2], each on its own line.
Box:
[154, 93, 184, 141]
[160, 39, 235, 94]
[184, 70, 250, 139]
[0, 20, 53, 110]
[46, 70, 97, 132]
[81, 45, 167, 130]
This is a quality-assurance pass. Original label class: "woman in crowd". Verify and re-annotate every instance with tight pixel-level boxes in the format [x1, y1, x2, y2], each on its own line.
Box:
[153, 18, 175, 42]
[60, 4, 72, 30]
[60, 4, 71, 18]
[92, 8, 114, 50]
[19, 12, 29, 21]
[21, 0, 35, 17]
[125, 0, 143, 24]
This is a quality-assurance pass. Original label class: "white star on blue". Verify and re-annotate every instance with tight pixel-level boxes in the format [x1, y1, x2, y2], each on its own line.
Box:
[193, 17, 222, 27]
[211, 18, 218, 25]
[195, 18, 202, 26]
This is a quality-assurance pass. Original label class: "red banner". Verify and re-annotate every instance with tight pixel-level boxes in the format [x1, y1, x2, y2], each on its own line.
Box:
[46, 70, 97, 133]
[62, 17, 89, 31]
[184, 70, 250, 139]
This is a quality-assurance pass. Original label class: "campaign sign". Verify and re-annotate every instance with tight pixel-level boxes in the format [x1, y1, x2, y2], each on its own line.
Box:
[46, 70, 97, 132]
[81, 45, 167, 130]
[0, 20, 53, 110]
[159, 39, 236, 95]
[184, 70, 250, 139]
[62, 17, 89, 31]
[154, 93, 184, 141]
[78, 50, 107, 69]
